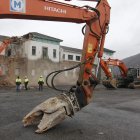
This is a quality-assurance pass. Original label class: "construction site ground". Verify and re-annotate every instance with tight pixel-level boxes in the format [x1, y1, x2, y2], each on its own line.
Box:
[0, 85, 140, 140]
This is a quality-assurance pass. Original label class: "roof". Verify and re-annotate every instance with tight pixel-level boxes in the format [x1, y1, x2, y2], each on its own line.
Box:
[104, 48, 116, 53]
[60, 46, 82, 54]
[0, 35, 10, 42]
[61, 45, 116, 54]
[23, 32, 63, 42]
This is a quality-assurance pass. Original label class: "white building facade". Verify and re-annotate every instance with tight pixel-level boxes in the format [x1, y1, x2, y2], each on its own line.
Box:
[21, 32, 62, 62]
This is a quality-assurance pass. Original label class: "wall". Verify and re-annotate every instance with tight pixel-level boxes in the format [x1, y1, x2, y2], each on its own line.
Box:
[26, 59, 79, 86]
[0, 56, 7, 76]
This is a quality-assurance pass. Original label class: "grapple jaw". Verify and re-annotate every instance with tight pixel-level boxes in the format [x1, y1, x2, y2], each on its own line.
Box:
[22, 93, 80, 133]
[102, 78, 117, 89]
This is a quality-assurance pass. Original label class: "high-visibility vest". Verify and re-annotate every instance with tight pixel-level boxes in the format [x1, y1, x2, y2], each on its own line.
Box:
[38, 77, 44, 84]
[16, 78, 21, 84]
[24, 78, 29, 83]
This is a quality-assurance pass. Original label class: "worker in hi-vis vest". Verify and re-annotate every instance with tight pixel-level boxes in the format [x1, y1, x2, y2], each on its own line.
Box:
[15, 76, 22, 91]
[38, 75, 44, 91]
[24, 76, 29, 90]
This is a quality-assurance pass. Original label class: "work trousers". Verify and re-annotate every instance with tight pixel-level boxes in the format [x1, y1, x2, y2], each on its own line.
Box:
[24, 82, 28, 90]
[39, 84, 43, 91]
[16, 84, 21, 92]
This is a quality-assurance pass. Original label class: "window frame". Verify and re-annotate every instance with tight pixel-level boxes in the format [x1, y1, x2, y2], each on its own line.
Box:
[76, 55, 81, 61]
[32, 46, 36, 56]
[42, 47, 48, 59]
[68, 54, 73, 60]
[53, 49, 57, 58]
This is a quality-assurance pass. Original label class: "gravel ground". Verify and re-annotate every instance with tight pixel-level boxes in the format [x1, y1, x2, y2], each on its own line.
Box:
[0, 85, 140, 140]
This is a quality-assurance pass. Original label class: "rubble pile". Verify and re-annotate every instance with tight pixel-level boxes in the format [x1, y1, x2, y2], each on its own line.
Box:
[0, 79, 13, 87]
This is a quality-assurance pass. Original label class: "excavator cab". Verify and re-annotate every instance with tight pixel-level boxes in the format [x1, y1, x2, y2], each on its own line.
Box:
[127, 68, 140, 88]
[117, 67, 140, 88]
[127, 68, 137, 78]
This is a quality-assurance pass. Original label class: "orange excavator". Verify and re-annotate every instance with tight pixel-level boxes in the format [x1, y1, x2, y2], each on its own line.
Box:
[0, 0, 111, 133]
[100, 58, 140, 89]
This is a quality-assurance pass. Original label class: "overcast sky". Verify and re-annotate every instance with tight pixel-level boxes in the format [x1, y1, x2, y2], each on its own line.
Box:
[0, 0, 140, 59]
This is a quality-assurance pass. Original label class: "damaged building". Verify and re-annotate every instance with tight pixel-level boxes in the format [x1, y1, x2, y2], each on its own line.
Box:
[0, 32, 115, 86]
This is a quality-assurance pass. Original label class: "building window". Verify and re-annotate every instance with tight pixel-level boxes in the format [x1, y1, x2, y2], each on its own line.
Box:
[32, 46, 36, 56]
[7, 49, 11, 57]
[68, 55, 73, 60]
[63, 54, 65, 60]
[53, 49, 56, 58]
[76, 56, 81, 61]
[42, 47, 48, 59]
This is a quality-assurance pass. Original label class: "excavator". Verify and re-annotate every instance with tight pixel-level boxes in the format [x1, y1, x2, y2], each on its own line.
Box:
[101, 58, 140, 89]
[0, 0, 111, 133]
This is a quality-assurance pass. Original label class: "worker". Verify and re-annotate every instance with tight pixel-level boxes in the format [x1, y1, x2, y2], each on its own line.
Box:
[24, 76, 29, 90]
[38, 75, 44, 91]
[16, 76, 22, 92]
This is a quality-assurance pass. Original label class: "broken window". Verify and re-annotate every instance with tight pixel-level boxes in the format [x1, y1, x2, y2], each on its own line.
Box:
[53, 49, 56, 58]
[7, 49, 11, 57]
[68, 55, 73, 60]
[32, 46, 36, 56]
[42, 47, 48, 59]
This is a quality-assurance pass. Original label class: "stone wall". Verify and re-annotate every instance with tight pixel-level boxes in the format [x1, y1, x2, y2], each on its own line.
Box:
[26, 59, 80, 86]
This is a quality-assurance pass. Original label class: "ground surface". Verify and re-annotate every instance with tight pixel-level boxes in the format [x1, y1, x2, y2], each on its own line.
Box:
[0, 85, 140, 140]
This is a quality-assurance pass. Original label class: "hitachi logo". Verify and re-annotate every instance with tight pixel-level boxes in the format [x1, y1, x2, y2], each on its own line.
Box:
[44, 6, 67, 14]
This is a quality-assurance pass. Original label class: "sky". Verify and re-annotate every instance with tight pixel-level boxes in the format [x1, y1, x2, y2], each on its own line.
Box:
[0, 0, 140, 59]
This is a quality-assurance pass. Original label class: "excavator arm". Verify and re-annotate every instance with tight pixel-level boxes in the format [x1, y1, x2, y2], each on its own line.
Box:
[0, 0, 111, 133]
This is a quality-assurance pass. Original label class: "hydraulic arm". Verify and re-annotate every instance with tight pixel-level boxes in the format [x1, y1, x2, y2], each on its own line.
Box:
[0, 0, 110, 133]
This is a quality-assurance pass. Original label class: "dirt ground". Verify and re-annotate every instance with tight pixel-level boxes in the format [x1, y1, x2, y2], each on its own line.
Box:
[0, 85, 140, 140]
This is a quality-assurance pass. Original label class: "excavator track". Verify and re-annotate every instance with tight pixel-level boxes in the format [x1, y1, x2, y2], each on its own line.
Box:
[128, 81, 140, 89]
